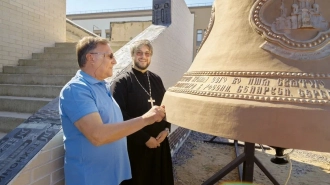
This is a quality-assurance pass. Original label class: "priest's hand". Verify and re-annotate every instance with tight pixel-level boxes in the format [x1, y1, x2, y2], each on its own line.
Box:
[145, 137, 160, 148]
[156, 130, 168, 144]
[142, 105, 166, 125]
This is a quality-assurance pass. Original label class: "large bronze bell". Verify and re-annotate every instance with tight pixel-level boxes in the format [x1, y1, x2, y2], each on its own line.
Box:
[163, 0, 330, 153]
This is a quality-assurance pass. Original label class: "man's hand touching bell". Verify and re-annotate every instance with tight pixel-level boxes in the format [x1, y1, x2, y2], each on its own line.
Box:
[142, 105, 166, 125]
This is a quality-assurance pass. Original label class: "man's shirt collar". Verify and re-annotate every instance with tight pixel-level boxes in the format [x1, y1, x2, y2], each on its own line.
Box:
[77, 70, 104, 85]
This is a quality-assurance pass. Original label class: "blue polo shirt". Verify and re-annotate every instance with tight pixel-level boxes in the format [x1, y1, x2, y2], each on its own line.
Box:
[59, 70, 131, 185]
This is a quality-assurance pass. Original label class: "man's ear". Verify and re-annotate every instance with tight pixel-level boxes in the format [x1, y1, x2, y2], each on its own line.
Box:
[86, 53, 94, 63]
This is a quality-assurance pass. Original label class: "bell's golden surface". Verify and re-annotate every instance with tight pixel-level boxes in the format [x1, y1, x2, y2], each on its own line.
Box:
[162, 0, 330, 152]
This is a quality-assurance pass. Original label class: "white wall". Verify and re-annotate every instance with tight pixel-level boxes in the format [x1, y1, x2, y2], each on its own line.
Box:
[72, 16, 152, 38]
[150, 0, 194, 88]
[0, 0, 66, 72]
[108, 0, 194, 134]
[109, 0, 194, 89]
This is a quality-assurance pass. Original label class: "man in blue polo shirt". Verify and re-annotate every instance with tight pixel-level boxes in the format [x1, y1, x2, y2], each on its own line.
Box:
[59, 36, 166, 185]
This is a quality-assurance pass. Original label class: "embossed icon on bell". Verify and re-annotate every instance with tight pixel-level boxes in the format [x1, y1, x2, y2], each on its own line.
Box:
[250, 0, 330, 60]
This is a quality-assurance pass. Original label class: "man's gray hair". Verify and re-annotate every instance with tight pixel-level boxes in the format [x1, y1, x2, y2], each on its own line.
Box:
[76, 36, 110, 67]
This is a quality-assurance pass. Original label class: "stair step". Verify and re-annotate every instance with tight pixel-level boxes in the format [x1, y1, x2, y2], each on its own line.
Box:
[0, 111, 32, 119]
[0, 111, 31, 133]
[3, 66, 78, 75]
[1, 42, 77, 135]
[18, 59, 78, 67]
[0, 84, 62, 98]
[32, 53, 77, 60]
[44, 47, 76, 53]
[0, 74, 73, 85]
[0, 96, 52, 113]
[55, 42, 77, 48]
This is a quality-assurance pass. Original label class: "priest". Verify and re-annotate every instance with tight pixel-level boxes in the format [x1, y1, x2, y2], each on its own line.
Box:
[111, 39, 174, 185]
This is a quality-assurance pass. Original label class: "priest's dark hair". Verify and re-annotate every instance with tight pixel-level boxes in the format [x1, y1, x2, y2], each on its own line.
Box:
[130, 39, 153, 57]
[76, 36, 110, 67]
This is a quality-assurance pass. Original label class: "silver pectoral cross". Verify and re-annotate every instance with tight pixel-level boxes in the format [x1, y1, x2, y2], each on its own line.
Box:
[148, 96, 155, 107]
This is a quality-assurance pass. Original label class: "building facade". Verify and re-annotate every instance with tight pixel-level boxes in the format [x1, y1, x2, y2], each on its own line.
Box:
[67, 4, 212, 57]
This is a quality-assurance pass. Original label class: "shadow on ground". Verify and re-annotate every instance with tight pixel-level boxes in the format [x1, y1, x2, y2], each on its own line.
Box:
[172, 131, 330, 185]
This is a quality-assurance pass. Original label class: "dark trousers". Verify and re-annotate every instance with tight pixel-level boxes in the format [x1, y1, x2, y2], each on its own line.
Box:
[120, 179, 131, 185]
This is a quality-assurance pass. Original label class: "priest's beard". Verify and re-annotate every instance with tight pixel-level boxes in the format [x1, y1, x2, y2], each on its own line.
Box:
[134, 60, 150, 71]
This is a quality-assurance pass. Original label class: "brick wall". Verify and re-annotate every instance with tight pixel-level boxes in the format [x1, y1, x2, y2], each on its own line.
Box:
[0, 0, 66, 72]
[9, 131, 64, 185]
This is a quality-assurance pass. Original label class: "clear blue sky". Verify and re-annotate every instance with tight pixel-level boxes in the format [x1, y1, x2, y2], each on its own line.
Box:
[67, 0, 213, 14]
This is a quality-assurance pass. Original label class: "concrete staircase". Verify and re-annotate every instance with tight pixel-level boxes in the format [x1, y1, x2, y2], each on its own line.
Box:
[0, 43, 78, 136]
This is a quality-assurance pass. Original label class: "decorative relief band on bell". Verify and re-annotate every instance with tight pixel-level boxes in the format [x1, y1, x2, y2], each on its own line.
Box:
[168, 72, 330, 105]
[261, 42, 330, 61]
[184, 71, 330, 78]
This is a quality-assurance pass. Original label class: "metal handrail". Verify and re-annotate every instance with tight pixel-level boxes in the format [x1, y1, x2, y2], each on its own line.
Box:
[66, 2, 213, 15]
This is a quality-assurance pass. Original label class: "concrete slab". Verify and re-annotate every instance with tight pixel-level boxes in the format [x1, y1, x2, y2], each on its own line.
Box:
[0, 132, 7, 139]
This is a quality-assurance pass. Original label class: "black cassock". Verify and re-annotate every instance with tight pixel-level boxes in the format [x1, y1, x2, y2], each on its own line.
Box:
[111, 67, 174, 185]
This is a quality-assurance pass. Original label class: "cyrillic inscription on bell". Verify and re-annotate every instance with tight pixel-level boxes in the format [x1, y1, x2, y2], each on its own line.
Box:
[169, 72, 330, 104]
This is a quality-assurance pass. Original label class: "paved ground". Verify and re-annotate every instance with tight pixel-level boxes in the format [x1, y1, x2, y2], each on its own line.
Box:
[172, 131, 330, 185]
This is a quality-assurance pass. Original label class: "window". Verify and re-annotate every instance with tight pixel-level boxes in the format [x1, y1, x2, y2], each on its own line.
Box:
[105, 29, 111, 40]
[196, 29, 203, 46]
